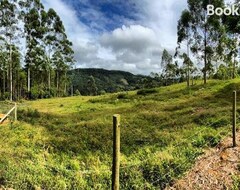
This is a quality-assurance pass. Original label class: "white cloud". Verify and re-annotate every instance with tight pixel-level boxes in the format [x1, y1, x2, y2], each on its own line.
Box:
[134, 0, 187, 50]
[100, 25, 160, 53]
[43, 0, 236, 75]
[42, 0, 190, 75]
[99, 25, 162, 74]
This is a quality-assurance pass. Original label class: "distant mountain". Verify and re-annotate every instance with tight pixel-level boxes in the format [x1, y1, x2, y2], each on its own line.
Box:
[70, 68, 154, 95]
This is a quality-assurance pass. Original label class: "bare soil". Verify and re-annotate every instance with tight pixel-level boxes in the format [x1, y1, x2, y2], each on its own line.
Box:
[166, 131, 240, 190]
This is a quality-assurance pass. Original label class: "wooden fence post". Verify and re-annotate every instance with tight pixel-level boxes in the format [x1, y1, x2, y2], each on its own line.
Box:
[15, 103, 17, 121]
[233, 91, 237, 147]
[112, 114, 120, 190]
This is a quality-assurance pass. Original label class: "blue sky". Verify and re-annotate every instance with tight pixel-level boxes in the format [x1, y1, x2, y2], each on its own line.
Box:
[41, 0, 192, 74]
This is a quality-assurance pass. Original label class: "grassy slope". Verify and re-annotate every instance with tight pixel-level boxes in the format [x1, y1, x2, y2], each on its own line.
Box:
[0, 79, 239, 189]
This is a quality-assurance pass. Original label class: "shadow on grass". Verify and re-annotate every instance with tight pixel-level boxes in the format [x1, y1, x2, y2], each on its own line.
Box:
[17, 107, 172, 157]
[17, 81, 235, 157]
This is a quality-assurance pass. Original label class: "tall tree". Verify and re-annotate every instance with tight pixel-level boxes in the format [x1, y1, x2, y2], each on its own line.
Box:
[161, 49, 178, 85]
[222, 1, 240, 79]
[185, 0, 224, 84]
[20, 0, 46, 98]
[87, 76, 98, 96]
[0, 0, 21, 101]
[181, 53, 194, 83]
[0, 38, 8, 96]
[177, 9, 193, 87]
[47, 9, 74, 96]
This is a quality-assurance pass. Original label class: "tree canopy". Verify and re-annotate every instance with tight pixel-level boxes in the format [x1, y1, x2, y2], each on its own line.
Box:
[0, 0, 75, 100]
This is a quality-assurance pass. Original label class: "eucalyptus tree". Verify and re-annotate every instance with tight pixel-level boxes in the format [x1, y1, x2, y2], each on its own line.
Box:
[87, 75, 98, 96]
[184, 0, 225, 84]
[181, 53, 194, 83]
[11, 44, 21, 100]
[43, 8, 58, 92]
[0, 37, 8, 96]
[20, 0, 47, 98]
[0, 0, 22, 101]
[46, 9, 74, 96]
[221, 1, 240, 79]
[161, 49, 178, 85]
[177, 9, 193, 87]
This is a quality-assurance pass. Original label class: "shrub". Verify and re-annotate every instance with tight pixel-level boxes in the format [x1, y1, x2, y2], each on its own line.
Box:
[210, 118, 229, 128]
[137, 89, 158, 96]
[2, 92, 10, 100]
[30, 87, 40, 100]
[22, 108, 41, 118]
[117, 93, 128, 99]
[99, 90, 106, 95]
[74, 89, 81, 96]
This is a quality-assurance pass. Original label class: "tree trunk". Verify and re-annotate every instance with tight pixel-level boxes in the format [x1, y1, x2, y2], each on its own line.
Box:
[64, 72, 67, 95]
[233, 34, 237, 79]
[9, 44, 13, 101]
[204, 26, 207, 85]
[187, 30, 190, 87]
[56, 70, 59, 97]
[233, 57, 236, 79]
[28, 67, 31, 98]
[71, 84, 73, 96]
[3, 70, 5, 94]
[48, 69, 51, 90]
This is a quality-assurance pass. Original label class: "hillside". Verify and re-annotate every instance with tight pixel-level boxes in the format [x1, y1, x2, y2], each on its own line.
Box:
[70, 68, 158, 95]
[0, 80, 239, 189]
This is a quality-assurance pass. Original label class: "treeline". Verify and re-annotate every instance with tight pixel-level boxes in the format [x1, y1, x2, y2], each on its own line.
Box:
[71, 68, 163, 96]
[0, 0, 74, 101]
[158, 0, 240, 87]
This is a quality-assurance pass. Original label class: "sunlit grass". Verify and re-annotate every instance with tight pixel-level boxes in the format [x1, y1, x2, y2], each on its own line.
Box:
[0, 79, 239, 189]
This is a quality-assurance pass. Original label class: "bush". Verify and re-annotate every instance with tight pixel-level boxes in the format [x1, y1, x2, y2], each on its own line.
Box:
[2, 92, 10, 100]
[137, 89, 158, 96]
[30, 87, 40, 100]
[99, 90, 106, 95]
[117, 93, 128, 99]
[74, 89, 81, 96]
[21, 108, 41, 118]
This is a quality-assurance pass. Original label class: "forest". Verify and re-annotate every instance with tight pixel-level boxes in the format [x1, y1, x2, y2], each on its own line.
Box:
[1, 0, 240, 99]
[0, 0, 74, 101]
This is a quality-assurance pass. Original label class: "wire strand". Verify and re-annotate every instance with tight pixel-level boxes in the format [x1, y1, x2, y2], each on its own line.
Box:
[139, 127, 232, 189]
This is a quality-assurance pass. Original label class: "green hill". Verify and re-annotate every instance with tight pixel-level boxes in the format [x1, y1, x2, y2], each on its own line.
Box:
[0, 80, 239, 189]
[70, 68, 157, 95]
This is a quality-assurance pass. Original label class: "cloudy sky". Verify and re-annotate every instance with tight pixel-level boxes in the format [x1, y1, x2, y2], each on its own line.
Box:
[41, 0, 196, 75]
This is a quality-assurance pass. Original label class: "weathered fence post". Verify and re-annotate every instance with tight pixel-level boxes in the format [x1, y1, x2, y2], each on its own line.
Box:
[233, 91, 237, 147]
[15, 103, 17, 121]
[112, 114, 120, 190]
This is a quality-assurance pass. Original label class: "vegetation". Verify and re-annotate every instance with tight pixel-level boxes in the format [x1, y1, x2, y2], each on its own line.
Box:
[0, 0, 74, 101]
[70, 68, 161, 95]
[0, 79, 238, 189]
[176, 0, 240, 85]
[1, 0, 240, 188]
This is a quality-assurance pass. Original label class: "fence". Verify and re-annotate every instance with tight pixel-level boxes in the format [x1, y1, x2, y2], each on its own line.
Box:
[3, 92, 236, 189]
[0, 102, 17, 124]
[71, 90, 238, 190]
[109, 90, 238, 189]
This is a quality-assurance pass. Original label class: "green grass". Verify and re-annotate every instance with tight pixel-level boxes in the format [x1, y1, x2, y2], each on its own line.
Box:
[0, 79, 239, 189]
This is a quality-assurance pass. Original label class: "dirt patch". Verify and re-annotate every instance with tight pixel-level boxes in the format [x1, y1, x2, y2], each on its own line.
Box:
[166, 132, 240, 190]
[0, 114, 9, 124]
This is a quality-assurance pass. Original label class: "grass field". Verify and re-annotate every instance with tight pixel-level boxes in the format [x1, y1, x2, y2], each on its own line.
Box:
[0, 79, 239, 189]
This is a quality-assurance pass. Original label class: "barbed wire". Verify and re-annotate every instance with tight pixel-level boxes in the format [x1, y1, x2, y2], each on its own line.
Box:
[79, 168, 111, 175]
[73, 123, 232, 175]
[120, 122, 226, 169]
[139, 126, 234, 189]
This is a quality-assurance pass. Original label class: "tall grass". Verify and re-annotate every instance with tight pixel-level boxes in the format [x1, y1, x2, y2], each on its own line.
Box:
[0, 79, 238, 189]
